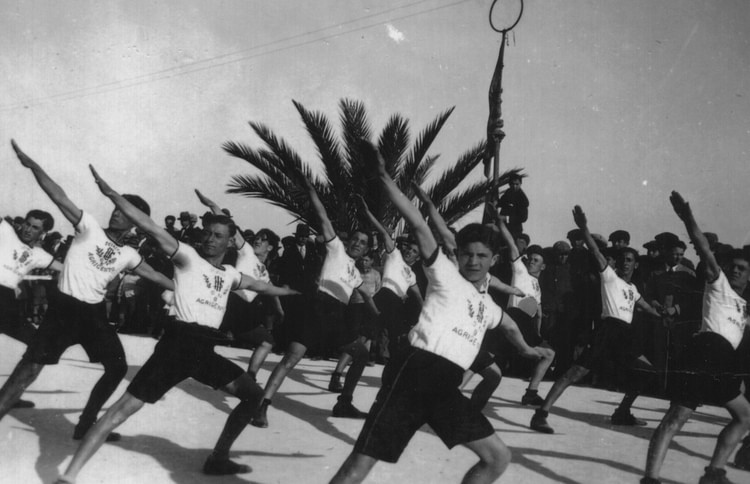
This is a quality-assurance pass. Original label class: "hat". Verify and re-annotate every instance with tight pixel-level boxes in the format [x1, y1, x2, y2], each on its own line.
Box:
[608, 230, 630, 244]
[553, 240, 571, 254]
[221, 208, 232, 217]
[643, 240, 659, 251]
[567, 229, 583, 242]
[242, 229, 255, 240]
[189, 213, 198, 224]
[655, 232, 681, 250]
[704, 232, 718, 247]
[295, 223, 310, 238]
[179, 211, 190, 220]
[201, 211, 213, 220]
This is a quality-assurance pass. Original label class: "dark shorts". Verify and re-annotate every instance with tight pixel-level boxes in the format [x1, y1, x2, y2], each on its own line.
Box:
[293, 292, 358, 352]
[469, 349, 496, 373]
[354, 348, 495, 463]
[505, 307, 542, 347]
[221, 293, 275, 347]
[669, 332, 743, 410]
[348, 302, 378, 341]
[23, 292, 125, 366]
[0, 286, 36, 345]
[577, 318, 641, 371]
[128, 322, 245, 403]
[375, 288, 410, 354]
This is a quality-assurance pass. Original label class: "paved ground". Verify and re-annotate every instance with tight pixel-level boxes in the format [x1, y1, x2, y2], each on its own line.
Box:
[1, 334, 747, 484]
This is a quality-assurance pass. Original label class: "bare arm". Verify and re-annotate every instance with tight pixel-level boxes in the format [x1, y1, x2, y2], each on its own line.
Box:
[302, 177, 336, 242]
[412, 182, 456, 255]
[11, 140, 82, 225]
[498, 313, 542, 360]
[48, 260, 64, 273]
[90, 165, 178, 256]
[572, 205, 607, 272]
[360, 140, 437, 259]
[237, 274, 301, 297]
[636, 297, 662, 319]
[133, 261, 175, 291]
[357, 195, 395, 252]
[195, 189, 244, 248]
[488, 275, 525, 297]
[669, 191, 720, 283]
[496, 217, 520, 261]
[406, 284, 424, 306]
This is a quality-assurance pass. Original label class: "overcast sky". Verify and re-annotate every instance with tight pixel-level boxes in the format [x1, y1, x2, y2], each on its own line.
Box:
[2, 0, 749, 255]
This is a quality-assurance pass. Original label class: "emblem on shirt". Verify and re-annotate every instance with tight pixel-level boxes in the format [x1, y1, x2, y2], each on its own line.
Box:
[467, 298, 487, 327]
[203, 273, 228, 302]
[88, 245, 119, 272]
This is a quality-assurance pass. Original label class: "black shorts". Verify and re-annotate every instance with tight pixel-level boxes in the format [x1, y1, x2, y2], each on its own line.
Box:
[23, 292, 125, 366]
[669, 332, 743, 410]
[221, 294, 275, 347]
[469, 349, 496, 373]
[505, 307, 542, 347]
[348, 302, 378, 341]
[128, 322, 245, 403]
[577, 318, 641, 371]
[374, 288, 410, 354]
[294, 292, 358, 351]
[0, 286, 36, 345]
[354, 348, 495, 463]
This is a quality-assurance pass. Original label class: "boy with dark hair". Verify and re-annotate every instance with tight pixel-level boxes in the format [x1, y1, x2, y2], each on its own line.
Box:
[54, 167, 301, 483]
[530, 206, 663, 434]
[642, 192, 750, 484]
[330, 141, 541, 484]
[0, 141, 172, 441]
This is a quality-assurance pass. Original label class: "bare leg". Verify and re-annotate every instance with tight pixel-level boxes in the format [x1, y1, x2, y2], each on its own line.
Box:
[709, 394, 750, 469]
[527, 344, 555, 391]
[76, 357, 127, 436]
[643, 403, 693, 479]
[334, 352, 353, 375]
[461, 433, 511, 484]
[540, 364, 589, 412]
[470, 364, 502, 411]
[247, 341, 273, 376]
[57, 392, 145, 483]
[0, 360, 44, 419]
[329, 452, 378, 484]
[261, 341, 307, 400]
[213, 374, 264, 457]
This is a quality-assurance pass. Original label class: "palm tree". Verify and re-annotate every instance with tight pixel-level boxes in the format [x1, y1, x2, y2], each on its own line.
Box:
[223, 98, 523, 236]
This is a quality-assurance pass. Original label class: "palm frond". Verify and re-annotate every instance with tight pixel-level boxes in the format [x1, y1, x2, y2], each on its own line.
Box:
[249, 121, 314, 187]
[425, 141, 486, 204]
[223, 141, 293, 186]
[439, 180, 491, 227]
[400, 107, 454, 183]
[292, 99, 348, 189]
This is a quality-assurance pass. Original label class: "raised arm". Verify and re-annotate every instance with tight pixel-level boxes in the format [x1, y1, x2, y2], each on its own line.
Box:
[489, 275, 525, 297]
[237, 274, 301, 297]
[360, 140, 437, 259]
[132, 262, 175, 292]
[572, 205, 607, 272]
[195, 189, 244, 248]
[302, 177, 336, 241]
[357, 195, 394, 252]
[669, 191, 720, 282]
[496, 216, 520, 261]
[11, 140, 82, 225]
[89, 165, 178, 255]
[412, 182, 456, 256]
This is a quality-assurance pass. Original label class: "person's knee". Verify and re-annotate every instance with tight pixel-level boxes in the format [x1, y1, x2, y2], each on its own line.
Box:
[104, 358, 127, 380]
[566, 364, 588, 381]
[347, 343, 369, 365]
[484, 440, 511, 476]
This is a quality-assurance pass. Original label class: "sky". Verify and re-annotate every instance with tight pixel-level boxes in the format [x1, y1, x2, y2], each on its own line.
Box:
[1, 0, 749, 257]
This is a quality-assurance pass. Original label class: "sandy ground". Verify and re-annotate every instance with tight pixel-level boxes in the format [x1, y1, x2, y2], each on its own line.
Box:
[1, 334, 747, 484]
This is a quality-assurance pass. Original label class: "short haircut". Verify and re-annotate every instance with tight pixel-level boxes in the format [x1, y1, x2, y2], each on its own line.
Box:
[725, 247, 750, 265]
[455, 223, 500, 254]
[255, 228, 280, 251]
[165, 215, 175, 223]
[616, 246, 640, 260]
[609, 230, 630, 244]
[516, 233, 530, 245]
[206, 214, 237, 237]
[350, 227, 370, 244]
[509, 173, 523, 183]
[25, 210, 54, 231]
[526, 244, 545, 260]
[122, 194, 150, 216]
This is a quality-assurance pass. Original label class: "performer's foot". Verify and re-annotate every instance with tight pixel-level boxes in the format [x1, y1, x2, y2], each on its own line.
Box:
[698, 466, 733, 484]
[203, 455, 251, 475]
[611, 409, 647, 426]
[332, 398, 367, 419]
[250, 399, 270, 428]
[328, 372, 344, 393]
[12, 399, 35, 409]
[521, 389, 544, 406]
[72, 422, 121, 442]
[530, 409, 554, 434]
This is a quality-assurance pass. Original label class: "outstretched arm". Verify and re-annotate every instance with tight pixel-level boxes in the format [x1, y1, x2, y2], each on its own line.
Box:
[90, 165, 178, 256]
[489, 275, 525, 297]
[357, 195, 395, 252]
[133, 262, 174, 291]
[11, 140, 82, 225]
[237, 274, 301, 297]
[195, 189, 244, 248]
[498, 313, 542, 360]
[360, 140, 437, 259]
[303, 177, 336, 241]
[669, 191, 720, 283]
[495, 216, 520, 261]
[572, 205, 607, 272]
[412, 182, 456, 256]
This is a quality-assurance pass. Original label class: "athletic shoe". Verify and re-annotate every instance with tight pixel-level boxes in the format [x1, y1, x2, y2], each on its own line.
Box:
[698, 466, 733, 484]
[530, 410, 554, 434]
[521, 391, 544, 406]
[250, 400, 270, 428]
[332, 401, 367, 419]
[734, 436, 750, 470]
[611, 410, 647, 426]
[12, 399, 35, 409]
[328, 373, 344, 393]
[203, 455, 251, 475]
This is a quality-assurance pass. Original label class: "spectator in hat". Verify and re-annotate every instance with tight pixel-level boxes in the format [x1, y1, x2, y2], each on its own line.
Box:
[498, 173, 529, 239]
[164, 215, 177, 238]
[609, 230, 630, 249]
